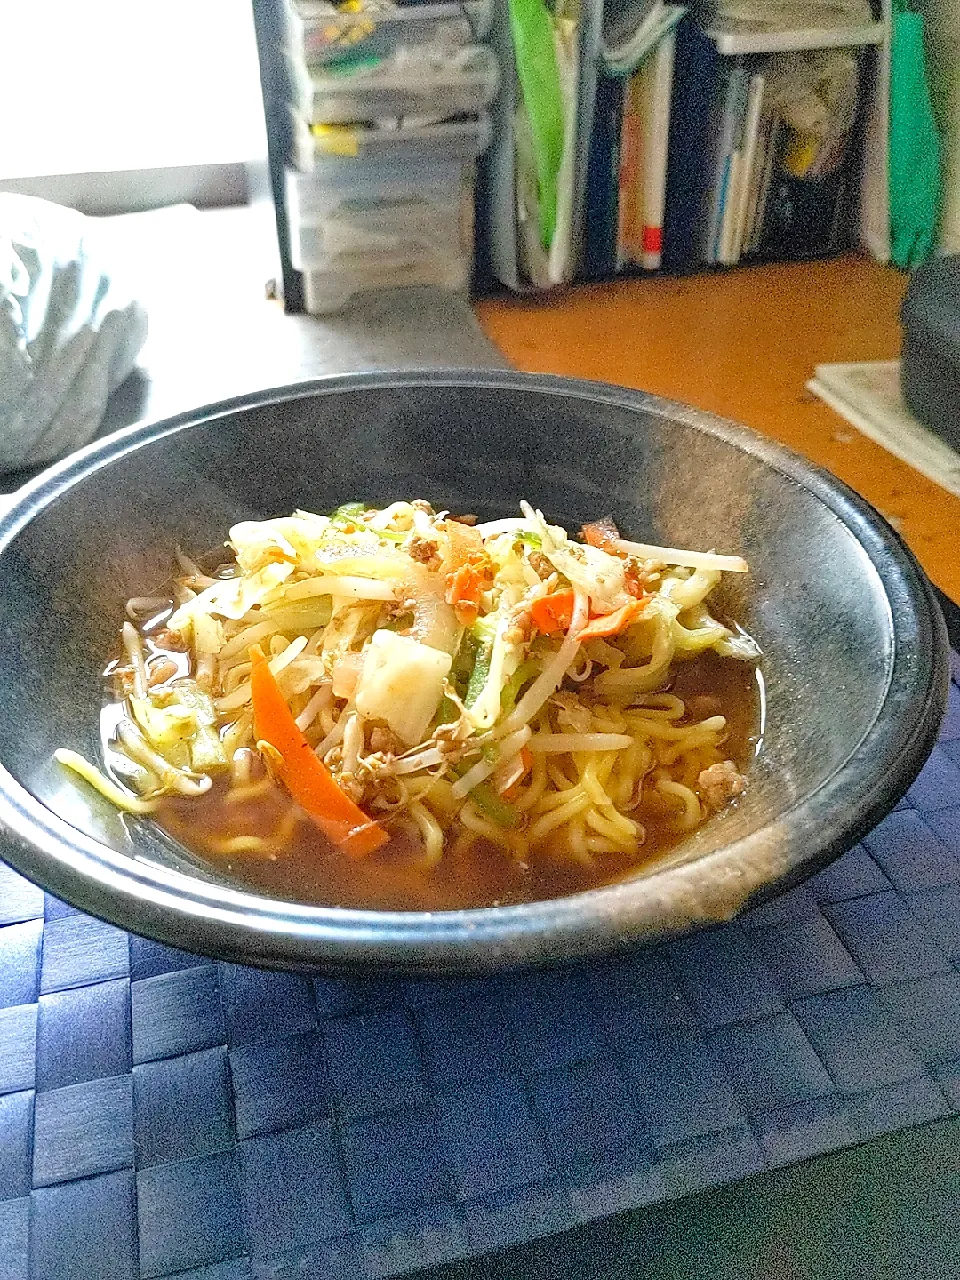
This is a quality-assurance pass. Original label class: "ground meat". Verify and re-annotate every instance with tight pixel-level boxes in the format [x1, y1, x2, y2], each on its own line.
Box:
[407, 535, 440, 568]
[114, 668, 136, 695]
[528, 551, 552, 579]
[335, 771, 365, 803]
[369, 726, 403, 756]
[151, 627, 187, 652]
[698, 760, 747, 810]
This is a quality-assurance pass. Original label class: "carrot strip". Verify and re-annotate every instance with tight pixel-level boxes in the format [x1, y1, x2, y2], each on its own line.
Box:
[581, 518, 622, 553]
[579, 599, 647, 640]
[442, 519, 483, 573]
[445, 561, 485, 626]
[445, 548, 493, 627]
[530, 589, 575, 634]
[249, 645, 387, 858]
[500, 746, 534, 801]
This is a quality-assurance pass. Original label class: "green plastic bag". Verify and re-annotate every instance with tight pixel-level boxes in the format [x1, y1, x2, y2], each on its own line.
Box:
[508, 0, 565, 249]
[889, 1, 941, 268]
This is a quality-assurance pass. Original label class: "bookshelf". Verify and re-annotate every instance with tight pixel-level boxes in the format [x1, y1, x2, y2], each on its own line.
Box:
[706, 20, 885, 56]
[251, 0, 894, 312]
[482, 2, 893, 289]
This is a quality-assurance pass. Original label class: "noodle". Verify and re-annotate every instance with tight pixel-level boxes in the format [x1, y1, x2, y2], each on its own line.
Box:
[60, 499, 760, 899]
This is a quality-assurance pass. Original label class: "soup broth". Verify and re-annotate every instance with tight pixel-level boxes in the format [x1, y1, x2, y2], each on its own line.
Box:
[137, 649, 762, 912]
[75, 501, 763, 914]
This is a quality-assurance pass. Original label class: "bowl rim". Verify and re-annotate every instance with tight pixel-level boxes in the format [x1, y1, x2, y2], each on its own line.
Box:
[0, 369, 949, 973]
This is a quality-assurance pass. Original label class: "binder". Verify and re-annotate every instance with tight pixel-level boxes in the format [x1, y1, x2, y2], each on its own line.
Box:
[484, 0, 597, 290]
[661, 17, 723, 271]
[582, 73, 626, 279]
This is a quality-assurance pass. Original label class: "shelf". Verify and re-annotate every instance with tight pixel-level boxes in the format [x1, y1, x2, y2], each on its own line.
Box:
[707, 20, 886, 55]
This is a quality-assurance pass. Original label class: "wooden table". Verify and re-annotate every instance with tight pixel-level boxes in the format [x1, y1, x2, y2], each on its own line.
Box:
[476, 254, 960, 602]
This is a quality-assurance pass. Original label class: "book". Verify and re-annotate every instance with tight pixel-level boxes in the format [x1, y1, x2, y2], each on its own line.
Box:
[741, 102, 771, 253]
[662, 17, 723, 271]
[639, 26, 677, 269]
[582, 74, 627, 279]
[701, 60, 748, 264]
[747, 113, 783, 254]
[720, 70, 765, 264]
[616, 72, 646, 268]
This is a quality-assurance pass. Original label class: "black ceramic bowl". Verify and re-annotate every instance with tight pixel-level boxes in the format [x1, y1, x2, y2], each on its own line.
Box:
[0, 372, 948, 974]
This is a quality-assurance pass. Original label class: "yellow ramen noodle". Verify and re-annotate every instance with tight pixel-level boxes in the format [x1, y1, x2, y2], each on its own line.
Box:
[57, 500, 761, 911]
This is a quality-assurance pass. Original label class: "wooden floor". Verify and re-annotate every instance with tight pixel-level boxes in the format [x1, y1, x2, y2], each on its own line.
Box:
[476, 254, 960, 602]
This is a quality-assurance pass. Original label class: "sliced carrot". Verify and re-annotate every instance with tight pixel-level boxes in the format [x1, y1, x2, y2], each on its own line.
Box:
[445, 549, 493, 627]
[579, 599, 648, 640]
[441, 519, 483, 574]
[581, 518, 621, 553]
[445, 562, 484, 626]
[261, 546, 297, 565]
[249, 645, 387, 858]
[530, 589, 575, 634]
[500, 746, 534, 801]
[532, 589, 648, 639]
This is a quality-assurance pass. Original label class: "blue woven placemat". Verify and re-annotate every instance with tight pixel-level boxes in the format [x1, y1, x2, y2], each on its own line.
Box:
[1, 661, 959, 1280]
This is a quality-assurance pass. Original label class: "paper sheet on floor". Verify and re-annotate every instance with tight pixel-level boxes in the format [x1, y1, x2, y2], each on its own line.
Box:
[808, 359, 960, 498]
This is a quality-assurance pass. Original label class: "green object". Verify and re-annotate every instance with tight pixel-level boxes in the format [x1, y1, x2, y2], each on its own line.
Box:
[329, 501, 365, 520]
[470, 782, 520, 827]
[464, 639, 493, 708]
[514, 530, 542, 547]
[508, 0, 565, 249]
[324, 54, 382, 77]
[464, 617, 498, 708]
[499, 659, 538, 713]
[889, 2, 942, 268]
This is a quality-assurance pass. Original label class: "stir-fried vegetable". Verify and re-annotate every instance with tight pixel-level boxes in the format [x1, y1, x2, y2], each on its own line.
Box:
[249, 645, 387, 858]
[58, 499, 756, 863]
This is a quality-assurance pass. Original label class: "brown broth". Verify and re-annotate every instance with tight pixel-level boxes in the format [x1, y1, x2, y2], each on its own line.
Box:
[144, 650, 763, 912]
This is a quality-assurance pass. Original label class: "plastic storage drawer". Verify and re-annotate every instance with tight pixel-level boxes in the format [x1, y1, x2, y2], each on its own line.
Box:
[284, 157, 471, 220]
[288, 186, 469, 270]
[284, 0, 493, 66]
[291, 112, 492, 173]
[301, 251, 471, 314]
[291, 45, 499, 124]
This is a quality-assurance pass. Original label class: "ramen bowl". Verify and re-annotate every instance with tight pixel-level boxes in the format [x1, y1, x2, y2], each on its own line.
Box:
[0, 372, 948, 974]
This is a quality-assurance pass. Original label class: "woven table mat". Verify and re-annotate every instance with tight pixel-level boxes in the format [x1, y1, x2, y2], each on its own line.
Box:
[1, 665, 958, 1280]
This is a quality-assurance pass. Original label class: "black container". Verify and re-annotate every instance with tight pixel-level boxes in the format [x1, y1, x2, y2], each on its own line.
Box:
[901, 254, 960, 455]
[0, 373, 947, 974]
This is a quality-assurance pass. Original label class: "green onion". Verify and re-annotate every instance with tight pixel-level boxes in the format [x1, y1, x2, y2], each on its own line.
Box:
[329, 501, 365, 521]
[464, 644, 492, 709]
[500, 659, 538, 713]
[471, 783, 519, 828]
